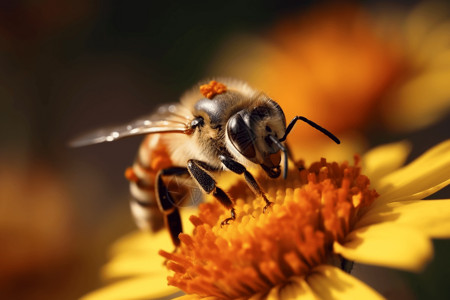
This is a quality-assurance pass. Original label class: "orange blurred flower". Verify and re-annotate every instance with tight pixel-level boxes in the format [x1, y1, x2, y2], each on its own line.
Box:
[0, 158, 75, 295]
[209, 2, 450, 139]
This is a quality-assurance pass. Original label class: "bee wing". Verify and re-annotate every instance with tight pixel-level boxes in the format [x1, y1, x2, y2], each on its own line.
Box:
[69, 104, 193, 147]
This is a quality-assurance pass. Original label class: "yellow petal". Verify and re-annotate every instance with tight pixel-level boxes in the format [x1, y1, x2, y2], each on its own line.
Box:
[362, 141, 411, 185]
[306, 265, 385, 300]
[248, 293, 266, 300]
[109, 230, 172, 257]
[101, 249, 167, 279]
[109, 207, 197, 256]
[81, 275, 180, 300]
[357, 199, 450, 238]
[283, 277, 321, 300]
[405, 2, 450, 57]
[173, 296, 213, 300]
[102, 207, 198, 280]
[374, 139, 450, 205]
[334, 223, 433, 272]
[266, 277, 320, 300]
[389, 69, 450, 131]
[102, 230, 172, 280]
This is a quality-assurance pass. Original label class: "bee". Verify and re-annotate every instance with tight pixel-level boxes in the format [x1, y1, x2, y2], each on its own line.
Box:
[71, 79, 340, 246]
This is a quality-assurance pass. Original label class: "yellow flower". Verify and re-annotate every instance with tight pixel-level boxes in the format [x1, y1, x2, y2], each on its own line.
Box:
[374, 1, 450, 132]
[82, 140, 450, 299]
[208, 2, 450, 136]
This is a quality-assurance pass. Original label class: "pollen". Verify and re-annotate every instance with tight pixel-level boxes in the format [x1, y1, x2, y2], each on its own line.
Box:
[159, 157, 378, 299]
[124, 167, 138, 182]
[200, 80, 227, 99]
[146, 136, 173, 172]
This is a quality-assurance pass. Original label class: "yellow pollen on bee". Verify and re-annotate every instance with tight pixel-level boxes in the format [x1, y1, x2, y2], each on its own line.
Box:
[150, 155, 172, 171]
[159, 156, 378, 299]
[147, 143, 173, 172]
[199, 80, 227, 99]
[124, 167, 138, 182]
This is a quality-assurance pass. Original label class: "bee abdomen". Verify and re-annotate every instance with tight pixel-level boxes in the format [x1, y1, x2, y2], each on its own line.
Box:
[128, 179, 163, 232]
[125, 134, 173, 232]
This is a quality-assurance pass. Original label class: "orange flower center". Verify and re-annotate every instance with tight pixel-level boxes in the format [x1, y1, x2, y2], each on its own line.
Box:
[160, 157, 378, 299]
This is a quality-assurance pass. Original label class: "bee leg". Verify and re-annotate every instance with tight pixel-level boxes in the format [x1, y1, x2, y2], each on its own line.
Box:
[219, 155, 274, 212]
[156, 167, 189, 247]
[186, 159, 235, 226]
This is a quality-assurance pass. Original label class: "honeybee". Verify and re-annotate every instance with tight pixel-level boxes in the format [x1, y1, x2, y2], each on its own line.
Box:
[71, 79, 340, 246]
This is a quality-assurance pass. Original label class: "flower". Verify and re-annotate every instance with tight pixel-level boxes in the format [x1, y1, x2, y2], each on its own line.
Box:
[208, 2, 450, 142]
[82, 139, 450, 299]
[374, 1, 450, 132]
[159, 157, 380, 299]
[0, 158, 76, 298]
[209, 3, 402, 136]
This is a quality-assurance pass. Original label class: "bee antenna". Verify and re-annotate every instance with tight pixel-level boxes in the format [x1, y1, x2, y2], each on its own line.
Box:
[279, 116, 340, 144]
[269, 135, 288, 179]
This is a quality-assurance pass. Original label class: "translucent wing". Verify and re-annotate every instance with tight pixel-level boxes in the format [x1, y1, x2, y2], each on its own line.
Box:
[69, 104, 193, 147]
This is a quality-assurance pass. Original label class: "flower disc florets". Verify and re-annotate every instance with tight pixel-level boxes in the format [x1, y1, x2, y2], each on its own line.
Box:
[160, 157, 378, 299]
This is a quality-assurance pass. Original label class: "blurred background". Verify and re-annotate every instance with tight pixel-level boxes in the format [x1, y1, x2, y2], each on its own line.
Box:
[0, 0, 448, 299]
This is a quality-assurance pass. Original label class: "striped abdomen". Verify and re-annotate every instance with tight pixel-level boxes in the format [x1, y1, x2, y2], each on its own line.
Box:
[125, 134, 173, 232]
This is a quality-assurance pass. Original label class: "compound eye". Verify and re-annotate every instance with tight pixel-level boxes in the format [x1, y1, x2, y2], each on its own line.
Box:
[227, 114, 256, 159]
[251, 106, 270, 120]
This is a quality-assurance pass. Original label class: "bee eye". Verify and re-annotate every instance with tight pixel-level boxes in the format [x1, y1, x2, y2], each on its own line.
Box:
[251, 106, 270, 118]
[265, 126, 272, 132]
[227, 114, 256, 159]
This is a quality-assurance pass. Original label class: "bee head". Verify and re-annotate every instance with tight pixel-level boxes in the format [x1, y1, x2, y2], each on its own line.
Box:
[226, 99, 287, 178]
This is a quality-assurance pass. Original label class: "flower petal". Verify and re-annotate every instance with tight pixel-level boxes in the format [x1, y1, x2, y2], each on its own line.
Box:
[362, 140, 411, 184]
[109, 207, 198, 256]
[374, 139, 450, 205]
[357, 199, 450, 238]
[81, 275, 180, 300]
[306, 265, 384, 300]
[101, 248, 167, 279]
[173, 296, 213, 300]
[102, 207, 198, 279]
[334, 223, 433, 272]
[102, 230, 174, 280]
[108, 230, 172, 257]
[389, 69, 450, 131]
[266, 277, 320, 300]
